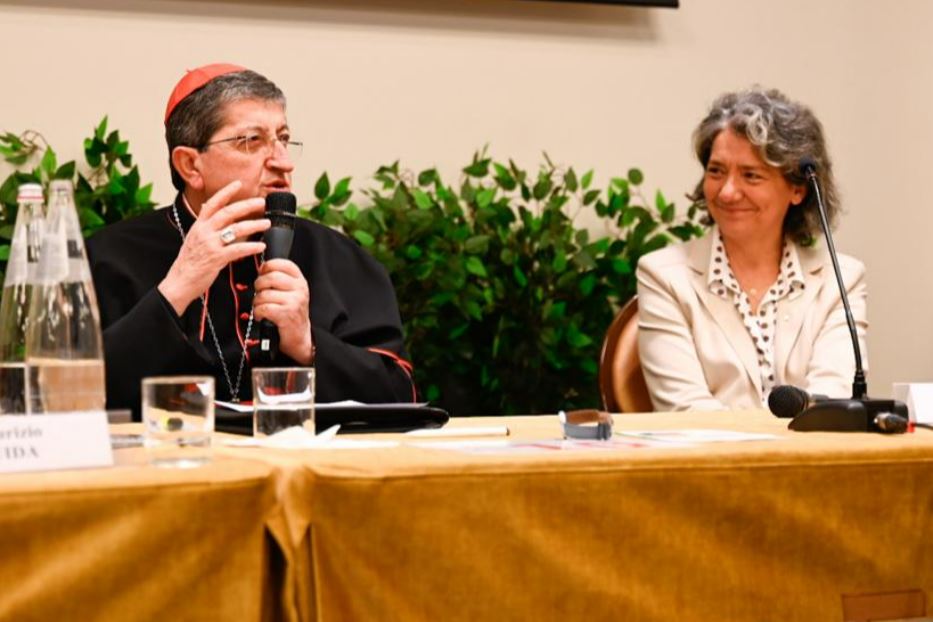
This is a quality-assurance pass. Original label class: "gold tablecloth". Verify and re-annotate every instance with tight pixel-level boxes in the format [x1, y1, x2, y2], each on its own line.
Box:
[0, 448, 287, 622]
[224, 410, 933, 622]
[6, 411, 933, 621]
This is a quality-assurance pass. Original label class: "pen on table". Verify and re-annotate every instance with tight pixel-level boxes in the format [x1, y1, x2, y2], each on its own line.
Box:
[405, 426, 510, 438]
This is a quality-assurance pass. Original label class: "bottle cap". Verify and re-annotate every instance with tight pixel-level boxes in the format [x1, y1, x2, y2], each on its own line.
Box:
[17, 183, 43, 203]
[49, 179, 74, 194]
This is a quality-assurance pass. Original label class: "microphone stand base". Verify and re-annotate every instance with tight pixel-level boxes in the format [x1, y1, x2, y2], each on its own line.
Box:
[789, 399, 908, 432]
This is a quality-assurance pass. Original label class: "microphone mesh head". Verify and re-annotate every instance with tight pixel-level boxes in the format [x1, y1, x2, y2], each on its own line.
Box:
[266, 191, 297, 215]
[799, 157, 818, 176]
[768, 385, 807, 418]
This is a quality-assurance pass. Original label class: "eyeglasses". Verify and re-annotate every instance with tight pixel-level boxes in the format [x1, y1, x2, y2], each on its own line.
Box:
[201, 132, 303, 160]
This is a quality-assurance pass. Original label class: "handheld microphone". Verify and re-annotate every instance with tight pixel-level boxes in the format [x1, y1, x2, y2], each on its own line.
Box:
[257, 191, 297, 364]
[784, 160, 908, 433]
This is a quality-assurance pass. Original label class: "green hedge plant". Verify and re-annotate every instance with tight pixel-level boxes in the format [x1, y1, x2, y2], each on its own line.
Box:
[307, 150, 706, 415]
[0, 122, 705, 415]
[0, 117, 156, 280]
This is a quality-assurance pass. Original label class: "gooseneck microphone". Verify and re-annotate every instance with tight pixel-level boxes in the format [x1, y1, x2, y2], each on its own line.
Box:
[767, 385, 828, 418]
[801, 158, 868, 400]
[257, 191, 297, 364]
[781, 160, 908, 433]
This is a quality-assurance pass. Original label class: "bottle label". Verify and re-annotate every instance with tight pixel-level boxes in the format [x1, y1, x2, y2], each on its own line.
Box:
[38, 225, 69, 284]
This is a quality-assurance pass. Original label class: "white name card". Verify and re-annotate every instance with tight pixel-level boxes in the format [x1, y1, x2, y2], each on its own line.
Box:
[893, 383, 933, 424]
[0, 411, 113, 474]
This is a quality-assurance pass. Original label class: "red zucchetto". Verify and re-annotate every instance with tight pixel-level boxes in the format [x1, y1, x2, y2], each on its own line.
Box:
[164, 63, 246, 124]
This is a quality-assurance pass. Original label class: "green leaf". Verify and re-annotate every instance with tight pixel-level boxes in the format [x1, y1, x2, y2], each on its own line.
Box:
[135, 184, 153, 207]
[579, 273, 597, 296]
[512, 265, 527, 287]
[573, 249, 596, 270]
[464, 300, 483, 320]
[54, 161, 76, 181]
[621, 206, 652, 227]
[0, 245, 9, 261]
[564, 168, 578, 192]
[412, 188, 433, 210]
[463, 159, 490, 177]
[627, 168, 644, 185]
[465, 256, 487, 278]
[85, 141, 102, 167]
[353, 230, 375, 247]
[581, 169, 594, 190]
[492, 163, 516, 190]
[642, 234, 669, 255]
[547, 301, 566, 320]
[107, 175, 126, 196]
[405, 244, 423, 259]
[566, 324, 594, 348]
[464, 235, 490, 254]
[417, 168, 437, 186]
[95, 117, 108, 140]
[583, 189, 600, 206]
[314, 172, 330, 200]
[333, 176, 352, 196]
[475, 187, 495, 208]
[5, 154, 28, 166]
[655, 189, 667, 213]
[40, 147, 57, 176]
[580, 359, 598, 374]
[429, 292, 456, 306]
[552, 250, 568, 272]
[79, 207, 105, 228]
[591, 238, 611, 254]
[611, 258, 632, 274]
[460, 179, 476, 203]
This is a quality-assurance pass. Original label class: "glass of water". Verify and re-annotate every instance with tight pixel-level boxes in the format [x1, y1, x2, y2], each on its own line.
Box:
[252, 367, 315, 437]
[142, 376, 214, 467]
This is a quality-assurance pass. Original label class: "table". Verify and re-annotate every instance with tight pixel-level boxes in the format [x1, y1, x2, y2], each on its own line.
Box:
[0, 448, 288, 622]
[7, 411, 933, 621]
[224, 410, 933, 622]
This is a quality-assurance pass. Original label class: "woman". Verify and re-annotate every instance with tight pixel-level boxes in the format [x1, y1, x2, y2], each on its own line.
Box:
[636, 87, 866, 411]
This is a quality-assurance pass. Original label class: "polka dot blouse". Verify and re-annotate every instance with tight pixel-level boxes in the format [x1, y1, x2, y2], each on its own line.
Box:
[707, 230, 806, 405]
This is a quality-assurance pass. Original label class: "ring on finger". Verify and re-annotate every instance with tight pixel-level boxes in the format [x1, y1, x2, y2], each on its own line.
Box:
[219, 226, 236, 245]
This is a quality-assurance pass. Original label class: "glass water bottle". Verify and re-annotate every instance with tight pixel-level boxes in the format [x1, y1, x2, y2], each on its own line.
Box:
[0, 184, 46, 414]
[25, 179, 106, 414]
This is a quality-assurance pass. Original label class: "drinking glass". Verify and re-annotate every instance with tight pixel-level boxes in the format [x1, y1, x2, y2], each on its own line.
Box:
[252, 367, 315, 437]
[142, 376, 214, 467]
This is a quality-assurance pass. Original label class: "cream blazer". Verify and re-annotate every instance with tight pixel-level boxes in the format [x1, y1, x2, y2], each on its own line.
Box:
[635, 233, 867, 411]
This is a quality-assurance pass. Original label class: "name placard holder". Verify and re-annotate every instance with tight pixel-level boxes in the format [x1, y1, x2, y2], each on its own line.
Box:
[893, 383, 933, 425]
[0, 412, 113, 474]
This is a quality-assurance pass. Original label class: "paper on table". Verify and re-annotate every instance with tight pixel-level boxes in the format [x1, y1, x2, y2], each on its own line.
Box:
[411, 437, 696, 454]
[216, 399, 429, 413]
[222, 424, 399, 450]
[405, 426, 509, 438]
[617, 429, 779, 443]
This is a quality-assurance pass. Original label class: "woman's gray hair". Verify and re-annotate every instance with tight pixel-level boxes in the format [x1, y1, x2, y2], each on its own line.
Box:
[689, 87, 838, 245]
[165, 70, 286, 191]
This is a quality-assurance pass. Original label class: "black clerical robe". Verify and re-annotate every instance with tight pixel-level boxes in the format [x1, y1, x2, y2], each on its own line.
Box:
[86, 194, 414, 415]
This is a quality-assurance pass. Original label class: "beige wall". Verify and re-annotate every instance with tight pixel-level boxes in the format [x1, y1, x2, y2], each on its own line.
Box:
[2, 0, 930, 397]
